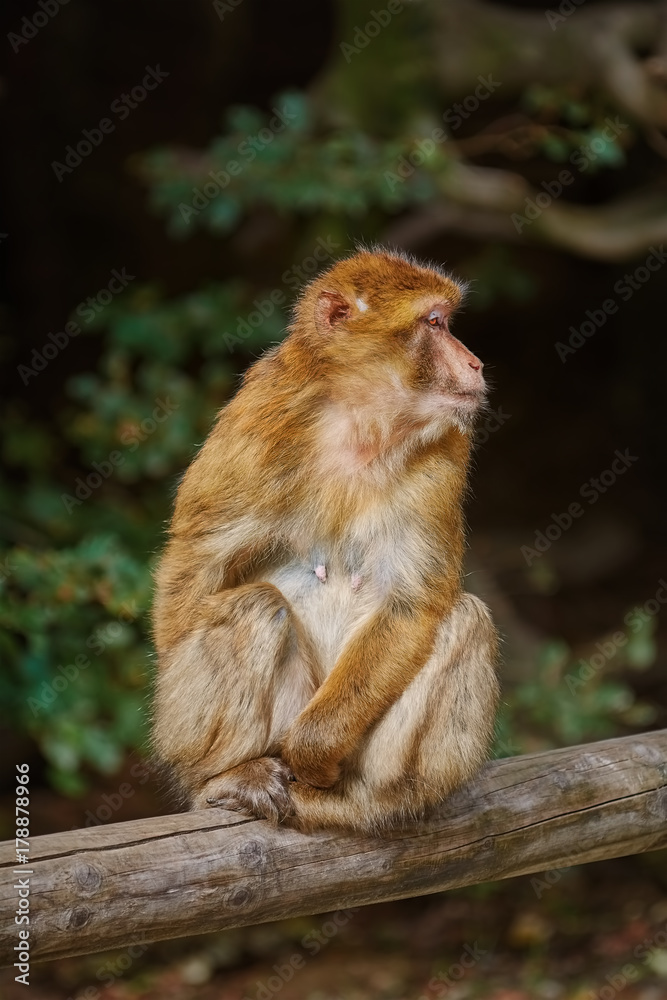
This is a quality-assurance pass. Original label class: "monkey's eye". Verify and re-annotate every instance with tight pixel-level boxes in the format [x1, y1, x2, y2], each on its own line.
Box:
[426, 309, 446, 328]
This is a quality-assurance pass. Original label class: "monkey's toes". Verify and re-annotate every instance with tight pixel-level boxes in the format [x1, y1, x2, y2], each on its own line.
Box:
[204, 794, 253, 817]
[199, 757, 295, 824]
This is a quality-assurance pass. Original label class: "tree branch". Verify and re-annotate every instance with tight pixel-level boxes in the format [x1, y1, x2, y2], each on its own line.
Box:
[1, 731, 666, 966]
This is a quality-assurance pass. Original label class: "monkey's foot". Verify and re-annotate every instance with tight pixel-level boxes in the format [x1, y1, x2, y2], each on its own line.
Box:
[196, 757, 295, 824]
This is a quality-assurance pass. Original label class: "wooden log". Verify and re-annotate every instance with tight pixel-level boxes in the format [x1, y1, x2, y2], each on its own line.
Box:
[1, 731, 666, 966]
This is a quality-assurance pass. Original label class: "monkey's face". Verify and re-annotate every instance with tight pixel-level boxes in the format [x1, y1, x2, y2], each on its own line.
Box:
[304, 251, 487, 438]
[399, 297, 486, 428]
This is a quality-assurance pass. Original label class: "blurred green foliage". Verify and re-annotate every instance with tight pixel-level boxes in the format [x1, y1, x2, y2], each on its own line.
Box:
[495, 610, 657, 759]
[1, 274, 286, 792]
[0, 0, 650, 793]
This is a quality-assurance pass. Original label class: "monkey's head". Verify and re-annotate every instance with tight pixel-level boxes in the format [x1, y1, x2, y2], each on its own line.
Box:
[292, 249, 486, 441]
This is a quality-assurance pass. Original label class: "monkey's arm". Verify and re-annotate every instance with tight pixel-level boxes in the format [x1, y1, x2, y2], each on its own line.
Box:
[153, 405, 289, 652]
[153, 514, 280, 653]
[280, 581, 459, 788]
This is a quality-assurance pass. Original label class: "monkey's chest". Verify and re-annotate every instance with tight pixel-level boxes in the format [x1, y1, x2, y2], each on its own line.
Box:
[260, 551, 381, 676]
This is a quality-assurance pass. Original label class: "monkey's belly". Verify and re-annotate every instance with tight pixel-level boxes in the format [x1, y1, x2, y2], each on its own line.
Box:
[259, 559, 378, 677]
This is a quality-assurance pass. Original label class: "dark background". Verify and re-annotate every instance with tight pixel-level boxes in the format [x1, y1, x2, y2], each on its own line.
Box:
[1, 0, 667, 996]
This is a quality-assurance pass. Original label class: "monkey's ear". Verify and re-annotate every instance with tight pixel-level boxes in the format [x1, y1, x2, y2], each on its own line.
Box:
[314, 291, 351, 332]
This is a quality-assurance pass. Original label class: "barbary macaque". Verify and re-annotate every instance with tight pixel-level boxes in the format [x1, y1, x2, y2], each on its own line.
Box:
[152, 248, 499, 832]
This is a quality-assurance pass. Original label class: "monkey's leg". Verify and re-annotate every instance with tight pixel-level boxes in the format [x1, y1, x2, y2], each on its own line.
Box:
[152, 582, 318, 821]
[288, 592, 499, 832]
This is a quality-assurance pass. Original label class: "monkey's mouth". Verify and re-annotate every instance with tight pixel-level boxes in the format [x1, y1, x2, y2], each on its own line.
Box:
[418, 387, 486, 422]
[451, 389, 485, 407]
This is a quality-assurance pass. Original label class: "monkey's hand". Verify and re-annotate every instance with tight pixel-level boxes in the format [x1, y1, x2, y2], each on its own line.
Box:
[282, 597, 452, 789]
[196, 757, 295, 824]
[281, 713, 345, 789]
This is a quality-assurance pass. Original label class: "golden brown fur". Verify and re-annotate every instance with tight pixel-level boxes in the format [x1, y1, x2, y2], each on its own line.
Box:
[152, 248, 499, 832]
